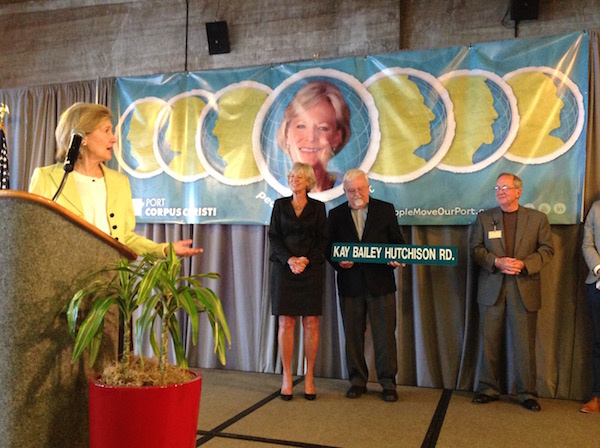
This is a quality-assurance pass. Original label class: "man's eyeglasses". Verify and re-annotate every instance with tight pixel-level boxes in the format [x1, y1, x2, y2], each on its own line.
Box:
[494, 186, 518, 192]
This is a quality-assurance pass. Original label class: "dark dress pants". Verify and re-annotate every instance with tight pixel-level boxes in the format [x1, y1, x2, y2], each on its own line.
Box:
[476, 275, 537, 402]
[587, 282, 600, 399]
[339, 291, 398, 390]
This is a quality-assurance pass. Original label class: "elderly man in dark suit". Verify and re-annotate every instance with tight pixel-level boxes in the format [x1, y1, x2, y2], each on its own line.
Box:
[327, 169, 404, 402]
[470, 172, 554, 412]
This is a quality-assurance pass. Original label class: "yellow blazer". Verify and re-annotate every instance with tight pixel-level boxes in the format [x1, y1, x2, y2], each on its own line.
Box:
[29, 163, 167, 258]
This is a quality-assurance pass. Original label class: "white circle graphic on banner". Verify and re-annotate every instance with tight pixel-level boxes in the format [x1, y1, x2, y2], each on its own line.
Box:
[364, 67, 455, 183]
[115, 97, 166, 179]
[198, 81, 271, 186]
[153, 90, 212, 183]
[503, 66, 585, 165]
[437, 69, 519, 173]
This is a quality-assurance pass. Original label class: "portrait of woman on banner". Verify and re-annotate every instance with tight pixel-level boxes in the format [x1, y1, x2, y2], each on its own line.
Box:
[276, 80, 351, 193]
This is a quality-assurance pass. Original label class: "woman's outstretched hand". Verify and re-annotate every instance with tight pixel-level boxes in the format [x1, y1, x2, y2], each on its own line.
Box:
[169, 239, 204, 257]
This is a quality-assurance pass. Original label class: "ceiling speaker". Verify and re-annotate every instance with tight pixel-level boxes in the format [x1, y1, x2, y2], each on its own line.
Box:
[510, 0, 539, 21]
[206, 21, 230, 55]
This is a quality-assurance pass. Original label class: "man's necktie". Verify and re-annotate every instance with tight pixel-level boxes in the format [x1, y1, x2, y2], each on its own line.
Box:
[355, 209, 364, 240]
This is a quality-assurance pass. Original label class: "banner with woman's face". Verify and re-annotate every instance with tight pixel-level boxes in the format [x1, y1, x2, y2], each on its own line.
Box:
[111, 31, 588, 225]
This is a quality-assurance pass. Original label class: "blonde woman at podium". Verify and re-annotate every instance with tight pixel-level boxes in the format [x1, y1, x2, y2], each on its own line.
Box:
[29, 102, 202, 258]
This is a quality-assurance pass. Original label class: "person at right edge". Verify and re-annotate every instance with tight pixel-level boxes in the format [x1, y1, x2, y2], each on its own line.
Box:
[581, 199, 600, 413]
[327, 169, 404, 402]
[470, 172, 554, 412]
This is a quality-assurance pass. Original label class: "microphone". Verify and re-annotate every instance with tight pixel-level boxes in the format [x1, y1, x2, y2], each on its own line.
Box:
[63, 128, 85, 173]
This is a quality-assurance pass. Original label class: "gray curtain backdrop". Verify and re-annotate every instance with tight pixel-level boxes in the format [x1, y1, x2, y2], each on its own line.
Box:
[3, 31, 600, 401]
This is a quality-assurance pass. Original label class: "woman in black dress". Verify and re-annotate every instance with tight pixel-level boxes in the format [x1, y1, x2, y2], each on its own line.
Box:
[268, 162, 328, 400]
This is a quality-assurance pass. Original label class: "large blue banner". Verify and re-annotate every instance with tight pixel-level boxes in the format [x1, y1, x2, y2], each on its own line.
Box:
[111, 31, 588, 225]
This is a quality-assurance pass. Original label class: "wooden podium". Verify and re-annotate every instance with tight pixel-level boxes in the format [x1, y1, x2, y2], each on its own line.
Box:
[0, 191, 136, 448]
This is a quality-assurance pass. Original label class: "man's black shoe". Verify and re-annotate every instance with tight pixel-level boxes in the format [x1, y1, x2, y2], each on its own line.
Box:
[521, 398, 541, 412]
[472, 393, 499, 404]
[345, 385, 367, 398]
[382, 389, 398, 402]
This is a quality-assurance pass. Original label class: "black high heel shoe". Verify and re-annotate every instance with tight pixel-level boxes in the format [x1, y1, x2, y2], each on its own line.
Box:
[304, 393, 316, 401]
[280, 392, 293, 401]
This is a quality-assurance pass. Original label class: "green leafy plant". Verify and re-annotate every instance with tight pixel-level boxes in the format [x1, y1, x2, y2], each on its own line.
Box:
[66, 244, 230, 384]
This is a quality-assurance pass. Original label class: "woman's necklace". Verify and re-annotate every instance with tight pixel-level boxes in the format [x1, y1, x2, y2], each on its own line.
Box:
[292, 198, 306, 212]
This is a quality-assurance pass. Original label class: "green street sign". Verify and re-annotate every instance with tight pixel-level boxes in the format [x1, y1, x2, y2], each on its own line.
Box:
[330, 243, 458, 266]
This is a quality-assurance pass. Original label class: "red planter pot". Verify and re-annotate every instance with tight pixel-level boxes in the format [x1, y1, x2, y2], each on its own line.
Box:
[88, 371, 202, 448]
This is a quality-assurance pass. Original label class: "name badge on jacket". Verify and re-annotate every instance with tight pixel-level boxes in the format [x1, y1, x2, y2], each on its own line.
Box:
[488, 230, 502, 239]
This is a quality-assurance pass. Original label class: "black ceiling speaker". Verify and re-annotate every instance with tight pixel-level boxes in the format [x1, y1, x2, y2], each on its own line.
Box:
[206, 21, 230, 55]
[510, 0, 539, 21]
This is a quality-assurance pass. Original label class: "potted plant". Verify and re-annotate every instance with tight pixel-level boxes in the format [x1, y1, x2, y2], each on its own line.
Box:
[67, 244, 230, 448]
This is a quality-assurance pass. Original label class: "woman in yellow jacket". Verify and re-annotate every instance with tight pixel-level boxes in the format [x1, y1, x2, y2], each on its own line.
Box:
[29, 102, 201, 258]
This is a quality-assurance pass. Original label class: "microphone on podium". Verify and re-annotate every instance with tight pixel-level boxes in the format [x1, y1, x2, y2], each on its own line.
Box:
[63, 128, 85, 173]
[52, 128, 85, 201]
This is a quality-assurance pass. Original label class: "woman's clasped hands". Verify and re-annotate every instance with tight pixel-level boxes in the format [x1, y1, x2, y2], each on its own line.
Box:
[287, 256, 309, 274]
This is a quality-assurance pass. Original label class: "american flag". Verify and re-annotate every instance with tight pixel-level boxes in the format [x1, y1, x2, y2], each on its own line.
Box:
[0, 124, 9, 190]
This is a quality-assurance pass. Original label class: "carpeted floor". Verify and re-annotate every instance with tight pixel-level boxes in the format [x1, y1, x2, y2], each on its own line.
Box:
[195, 369, 600, 447]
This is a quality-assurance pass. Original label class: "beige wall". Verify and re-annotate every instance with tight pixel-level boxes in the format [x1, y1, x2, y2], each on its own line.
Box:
[0, 0, 599, 88]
